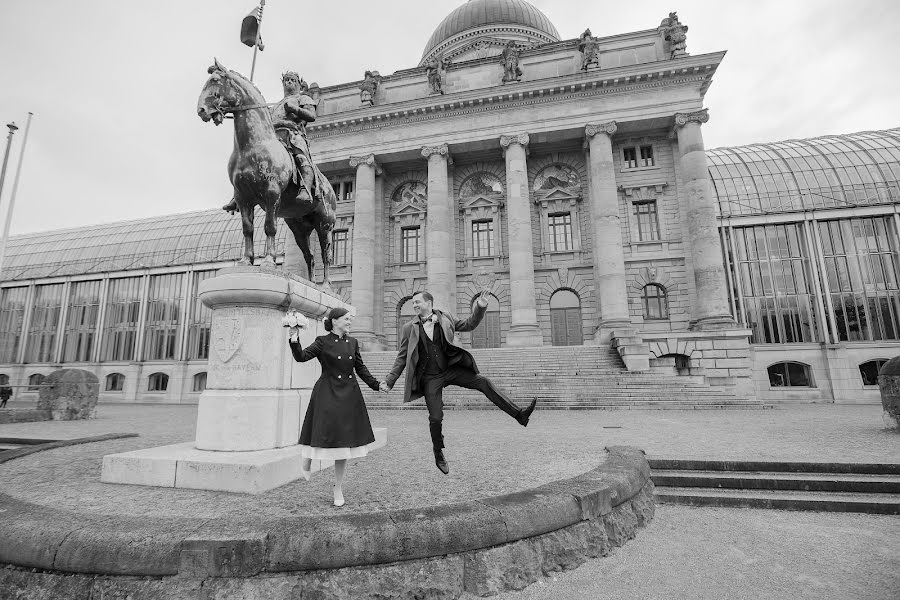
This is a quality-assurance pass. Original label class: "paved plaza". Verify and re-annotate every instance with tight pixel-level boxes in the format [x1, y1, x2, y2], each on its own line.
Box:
[1, 402, 898, 598]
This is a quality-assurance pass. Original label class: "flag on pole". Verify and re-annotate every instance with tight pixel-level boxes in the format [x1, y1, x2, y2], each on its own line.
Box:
[240, 4, 264, 49]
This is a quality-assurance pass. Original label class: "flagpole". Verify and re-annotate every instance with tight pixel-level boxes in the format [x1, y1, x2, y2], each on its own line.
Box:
[0, 123, 17, 215]
[249, 0, 266, 82]
[0, 112, 32, 276]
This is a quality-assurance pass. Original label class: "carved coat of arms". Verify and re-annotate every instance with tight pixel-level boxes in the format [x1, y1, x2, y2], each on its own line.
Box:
[212, 317, 243, 363]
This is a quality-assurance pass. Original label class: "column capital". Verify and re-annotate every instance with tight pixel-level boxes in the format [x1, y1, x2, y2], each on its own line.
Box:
[349, 154, 381, 173]
[500, 133, 530, 151]
[585, 121, 617, 138]
[674, 109, 709, 128]
[421, 143, 453, 165]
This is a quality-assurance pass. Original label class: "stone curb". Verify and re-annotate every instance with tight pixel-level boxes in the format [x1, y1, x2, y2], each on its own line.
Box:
[0, 446, 653, 598]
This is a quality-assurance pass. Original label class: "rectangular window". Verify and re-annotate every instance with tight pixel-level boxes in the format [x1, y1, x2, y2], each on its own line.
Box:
[332, 229, 349, 265]
[187, 270, 216, 360]
[640, 145, 655, 167]
[622, 147, 638, 169]
[143, 274, 183, 361]
[101, 277, 142, 362]
[401, 227, 420, 262]
[819, 216, 900, 342]
[61, 280, 102, 362]
[0, 287, 28, 363]
[24, 284, 65, 363]
[633, 201, 660, 241]
[548, 213, 573, 252]
[472, 220, 494, 257]
[343, 181, 354, 201]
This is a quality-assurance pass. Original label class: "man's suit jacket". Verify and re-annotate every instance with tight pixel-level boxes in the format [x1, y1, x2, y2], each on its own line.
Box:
[385, 303, 487, 403]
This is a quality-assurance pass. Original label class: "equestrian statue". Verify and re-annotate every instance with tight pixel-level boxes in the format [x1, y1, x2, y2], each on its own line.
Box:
[197, 59, 337, 285]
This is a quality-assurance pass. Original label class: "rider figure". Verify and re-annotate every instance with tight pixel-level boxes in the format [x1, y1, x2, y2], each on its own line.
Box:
[222, 71, 318, 212]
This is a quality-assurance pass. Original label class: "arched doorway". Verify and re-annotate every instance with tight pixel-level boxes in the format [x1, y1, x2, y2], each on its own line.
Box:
[550, 289, 583, 346]
[396, 297, 416, 345]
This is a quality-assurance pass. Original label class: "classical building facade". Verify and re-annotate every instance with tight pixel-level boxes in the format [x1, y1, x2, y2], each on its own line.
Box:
[0, 0, 897, 404]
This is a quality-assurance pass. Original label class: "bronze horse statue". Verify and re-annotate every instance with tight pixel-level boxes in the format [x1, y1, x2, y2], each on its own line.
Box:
[196, 59, 336, 284]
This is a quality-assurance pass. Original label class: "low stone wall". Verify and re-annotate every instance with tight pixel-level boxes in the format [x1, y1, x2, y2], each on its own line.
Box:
[0, 446, 654, 600]
[0, 409, 51, 425]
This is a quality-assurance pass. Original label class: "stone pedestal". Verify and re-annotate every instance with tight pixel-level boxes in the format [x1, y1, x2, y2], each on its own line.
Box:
[878, 355, 900, 430]
[101, 268, 384, 494]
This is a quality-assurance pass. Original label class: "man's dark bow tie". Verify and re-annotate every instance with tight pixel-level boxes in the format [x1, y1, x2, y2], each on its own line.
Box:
[420, 313, 437, 324]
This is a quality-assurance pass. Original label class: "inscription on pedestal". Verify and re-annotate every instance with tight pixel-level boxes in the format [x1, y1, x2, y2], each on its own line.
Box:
[208, 307, 277, 390]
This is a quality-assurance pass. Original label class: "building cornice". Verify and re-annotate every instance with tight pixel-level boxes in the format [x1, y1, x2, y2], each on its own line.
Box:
[307, 52, 724, 140]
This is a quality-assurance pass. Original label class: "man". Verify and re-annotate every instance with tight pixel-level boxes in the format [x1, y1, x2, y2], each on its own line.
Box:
[0, 375, 11, 409]
[223, 71, 318, 212]
[381, 289, 537, 474]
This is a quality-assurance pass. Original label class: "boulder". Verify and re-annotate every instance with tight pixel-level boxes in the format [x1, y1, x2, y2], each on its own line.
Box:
[36, 369, 99, 420]
[878, 355, 900, 430]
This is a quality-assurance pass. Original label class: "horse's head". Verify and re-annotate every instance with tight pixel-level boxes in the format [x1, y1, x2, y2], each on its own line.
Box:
[197, 59, 247, 126]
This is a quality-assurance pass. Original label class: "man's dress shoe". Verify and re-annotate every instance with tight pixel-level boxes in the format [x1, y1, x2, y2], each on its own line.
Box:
[434, 450, 450, 475]
[517, 398, 538, 427]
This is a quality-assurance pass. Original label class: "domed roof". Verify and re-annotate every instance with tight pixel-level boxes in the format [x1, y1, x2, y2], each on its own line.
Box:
[422, 0, 560, 62]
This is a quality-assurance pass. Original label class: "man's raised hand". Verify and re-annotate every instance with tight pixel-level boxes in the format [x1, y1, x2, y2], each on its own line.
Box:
[476, 286, 491, 307]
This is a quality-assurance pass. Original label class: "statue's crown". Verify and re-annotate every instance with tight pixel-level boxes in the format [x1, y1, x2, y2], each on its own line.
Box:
[282, 71, 301, 82]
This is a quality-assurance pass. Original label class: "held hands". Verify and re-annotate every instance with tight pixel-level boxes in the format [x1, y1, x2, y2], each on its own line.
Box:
[379, 381, 390, 394]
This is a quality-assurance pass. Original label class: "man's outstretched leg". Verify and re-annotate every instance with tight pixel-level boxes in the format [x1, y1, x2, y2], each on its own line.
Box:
[424, 376, 449, 474]
[447, 367, 536, 426]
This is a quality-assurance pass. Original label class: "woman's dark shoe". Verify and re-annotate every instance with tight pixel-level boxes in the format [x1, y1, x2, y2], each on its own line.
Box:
[516, 398, 538, 427]
[434, 449, 450, 475]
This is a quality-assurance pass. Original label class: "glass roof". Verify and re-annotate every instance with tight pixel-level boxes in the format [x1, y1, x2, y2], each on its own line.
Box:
[0, 208, 292, 282]
[709, 128, 900, 216]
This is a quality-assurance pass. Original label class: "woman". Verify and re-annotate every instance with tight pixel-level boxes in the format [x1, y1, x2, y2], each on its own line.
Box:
[288, 307, 381, 507]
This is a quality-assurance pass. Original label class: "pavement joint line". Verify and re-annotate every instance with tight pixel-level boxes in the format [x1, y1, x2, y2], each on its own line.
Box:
[0, 433, 139, 465]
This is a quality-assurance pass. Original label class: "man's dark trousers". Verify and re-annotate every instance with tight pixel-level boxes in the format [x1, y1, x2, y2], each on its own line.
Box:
[417, 320, 520, 450]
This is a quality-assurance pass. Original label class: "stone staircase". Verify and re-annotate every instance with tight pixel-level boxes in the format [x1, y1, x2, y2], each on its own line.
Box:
[651, 459, 900, 514]
[360, 346, 769, 410]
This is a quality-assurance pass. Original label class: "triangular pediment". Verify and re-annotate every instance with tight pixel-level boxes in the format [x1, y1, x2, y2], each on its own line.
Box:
[391, 200, 427, 217]
[534, 186, 581, 204]
[460, 193, 504, 211]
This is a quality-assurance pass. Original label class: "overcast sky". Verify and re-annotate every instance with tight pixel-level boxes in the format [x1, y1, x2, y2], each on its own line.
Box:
[0, 0, 897, 235]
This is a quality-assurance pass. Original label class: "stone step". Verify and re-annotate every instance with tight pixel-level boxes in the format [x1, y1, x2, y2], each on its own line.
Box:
[653, 470, 900, 494]
[648, 459, 900, 475]
[654, 487, 900, 514]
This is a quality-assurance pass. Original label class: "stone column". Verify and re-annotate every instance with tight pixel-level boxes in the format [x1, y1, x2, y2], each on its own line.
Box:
[674, 109, 734, 329]
[585, 122, 632, 342]
[422, 144, 455, 311]
[500, 133, 543, 346]
[349, 154, 380, 348]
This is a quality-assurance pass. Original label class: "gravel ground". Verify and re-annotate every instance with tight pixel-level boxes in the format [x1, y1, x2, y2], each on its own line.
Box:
[0, 403, 897, 518]
[464, 504, 900, 600]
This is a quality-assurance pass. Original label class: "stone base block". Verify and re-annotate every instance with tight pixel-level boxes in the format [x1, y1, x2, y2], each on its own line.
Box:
[195, 390, 301, 451]
[101, 428, 387, 494]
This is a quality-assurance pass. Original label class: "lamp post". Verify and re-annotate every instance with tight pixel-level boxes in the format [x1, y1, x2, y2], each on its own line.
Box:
[0, 122, 18, 211]
[0, 114, 31, 277]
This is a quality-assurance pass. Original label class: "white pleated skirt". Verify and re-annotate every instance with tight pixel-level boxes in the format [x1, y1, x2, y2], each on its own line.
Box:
[297, 439, 380, 460]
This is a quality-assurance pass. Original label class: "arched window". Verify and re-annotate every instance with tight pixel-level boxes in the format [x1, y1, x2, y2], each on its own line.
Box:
[459, 173, 503, 197]
[27, 373, 45, 391]
[193, 372, 207, 392]
[642, 284, 669, 320]
[471, 294, 500, 349]
[859, 359, 889, 386]
[148, 372, 169, 392]
[396, 297, 417, 346]
[0, 373, 9, 385]
[105, 372, 125, 392]
[550, 290, 583, 346]
[767, 362, 813, 388]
